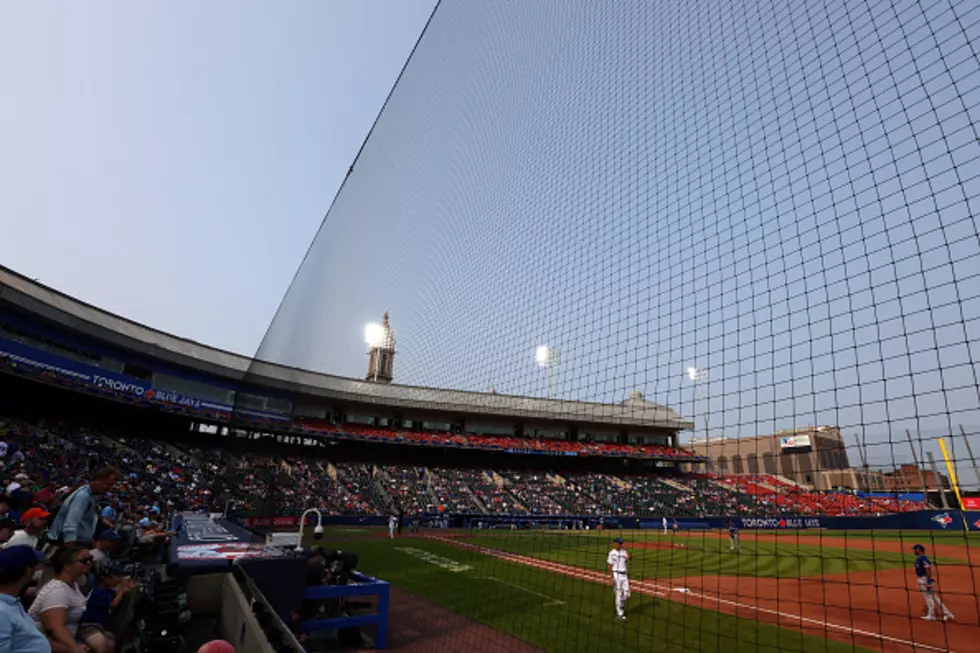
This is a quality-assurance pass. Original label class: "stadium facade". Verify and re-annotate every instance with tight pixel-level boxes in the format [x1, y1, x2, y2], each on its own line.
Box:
[0, 264, 696, 463]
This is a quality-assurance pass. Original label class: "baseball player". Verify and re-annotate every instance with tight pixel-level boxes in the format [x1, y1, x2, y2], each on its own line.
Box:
[662, 516, 668, 535]
[389, 515, 397, 539]
[672, 518, 679, 536]
[606, 537, 631, 620]
[726, 519, 740, 551]
[913, 544, 954, 621]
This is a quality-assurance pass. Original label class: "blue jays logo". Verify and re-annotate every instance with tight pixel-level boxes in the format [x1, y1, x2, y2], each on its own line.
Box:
[932, 513, 953, 529]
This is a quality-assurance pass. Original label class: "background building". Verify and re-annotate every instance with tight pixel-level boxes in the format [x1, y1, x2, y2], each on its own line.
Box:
[690, 426, 854, 489]
[883, 464, 949, 492]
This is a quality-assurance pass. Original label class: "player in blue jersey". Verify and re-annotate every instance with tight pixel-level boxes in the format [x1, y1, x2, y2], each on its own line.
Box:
[725, 519, 740, 551]
[912, 544, 954, 621]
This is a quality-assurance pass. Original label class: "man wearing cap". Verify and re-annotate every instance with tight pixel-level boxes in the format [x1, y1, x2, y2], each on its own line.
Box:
[4, 509, 50, 550]
[912, 544, 954, 621]
[606, 537, 631, 621]
[90, 531, 123, 574]
[0, 545, 49, 653]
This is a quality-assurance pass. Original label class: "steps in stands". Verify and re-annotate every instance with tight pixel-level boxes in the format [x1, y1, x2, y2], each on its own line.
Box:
[660, 478, 694, 493]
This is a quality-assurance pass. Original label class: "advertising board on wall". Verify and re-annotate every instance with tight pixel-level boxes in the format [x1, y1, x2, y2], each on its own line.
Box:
[779, 435, 812, 450]
[0, 336, 236, 416]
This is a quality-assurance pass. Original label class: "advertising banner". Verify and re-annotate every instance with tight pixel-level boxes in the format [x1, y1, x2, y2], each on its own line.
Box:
[0, 337, 146, 394]
[962, 497, 980, 510]
[779, 435, 812, 449]
[0, 337, 235, 414]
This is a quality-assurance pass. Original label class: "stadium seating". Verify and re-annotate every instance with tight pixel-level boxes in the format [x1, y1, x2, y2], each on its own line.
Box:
[0, 415, 927, 522]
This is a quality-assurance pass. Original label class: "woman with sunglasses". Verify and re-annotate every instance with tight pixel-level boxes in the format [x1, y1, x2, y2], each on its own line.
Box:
[28, 548, 95, 653]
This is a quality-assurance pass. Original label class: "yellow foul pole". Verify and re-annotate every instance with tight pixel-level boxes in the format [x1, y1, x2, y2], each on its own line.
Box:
[938, 437, 968, 531]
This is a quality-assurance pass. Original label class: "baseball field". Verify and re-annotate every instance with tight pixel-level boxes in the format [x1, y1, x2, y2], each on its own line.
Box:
[315, 527, 979, 652]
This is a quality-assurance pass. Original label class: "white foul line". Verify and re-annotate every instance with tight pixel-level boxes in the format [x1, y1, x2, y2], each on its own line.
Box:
[426, 536, 955, 653]
[478, 576, 565, 606]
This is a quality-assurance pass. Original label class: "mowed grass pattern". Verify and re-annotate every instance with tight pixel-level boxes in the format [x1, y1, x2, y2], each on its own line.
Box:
[464, 530, 953, 579]
[322, 533, 879, 653]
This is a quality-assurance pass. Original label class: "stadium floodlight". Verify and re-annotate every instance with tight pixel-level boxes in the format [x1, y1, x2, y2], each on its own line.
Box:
[535, 345, 561, 398]
[536, 345, 558, 367]
[687, 366, 711, 471]
[365, 322, 385, 348]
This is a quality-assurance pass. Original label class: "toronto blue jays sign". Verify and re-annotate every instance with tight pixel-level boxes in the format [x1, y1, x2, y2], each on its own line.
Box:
[931, 513, 953, 529]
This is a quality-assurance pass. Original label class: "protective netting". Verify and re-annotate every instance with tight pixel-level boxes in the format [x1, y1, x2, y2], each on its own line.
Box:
[238, 0, 980, 651]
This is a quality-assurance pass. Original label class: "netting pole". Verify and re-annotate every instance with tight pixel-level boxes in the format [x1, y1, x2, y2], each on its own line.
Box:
[906, 430, 933, 508]
[926, 451, 951, 510]
[854, 434, 870, 494]
[958, 425, 980, 489]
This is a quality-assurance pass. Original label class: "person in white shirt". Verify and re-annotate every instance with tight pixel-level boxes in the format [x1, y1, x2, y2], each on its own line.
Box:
[606, 537, 631, 620]
[3, 508, 50, 549]
[388, 515, 397, 539]
[662, 516, 668, 535]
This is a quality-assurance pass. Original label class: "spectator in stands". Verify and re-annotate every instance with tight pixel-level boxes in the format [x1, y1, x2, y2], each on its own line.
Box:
[0, 546, 48, 653]
[33, 483, 58, 511]
[3, 508, 49, 549]
[89, 531, 122, 572]
[79, 565, 136, 653]
[0, 494, 12, 520]
[0, 519, 16, 546]
[98, 502, 118, 530]
[305, 548, 332, 586]
[47, 467, 119, 547]
[29, 547, 94, 653]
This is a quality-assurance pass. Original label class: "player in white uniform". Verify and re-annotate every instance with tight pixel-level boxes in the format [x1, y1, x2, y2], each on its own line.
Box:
[389, 515, 397, 538]
[606, 537, 631, 620]
[662, 516, 668, 534]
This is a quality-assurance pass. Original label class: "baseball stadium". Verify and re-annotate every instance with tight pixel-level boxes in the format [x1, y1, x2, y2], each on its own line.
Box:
[2, 1, 980, 653]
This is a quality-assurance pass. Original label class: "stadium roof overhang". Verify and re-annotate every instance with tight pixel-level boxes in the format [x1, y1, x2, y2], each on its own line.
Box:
[0, 265, 693, 431]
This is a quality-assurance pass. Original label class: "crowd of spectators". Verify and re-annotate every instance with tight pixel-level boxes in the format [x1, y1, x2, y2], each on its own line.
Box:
[379, 465, 431, 514]
[427, 469, 483, 513]
[435, 469, 514, 514]
[502, 473, 565, 514]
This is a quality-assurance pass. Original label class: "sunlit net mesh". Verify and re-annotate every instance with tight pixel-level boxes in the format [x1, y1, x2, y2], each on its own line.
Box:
[239, 0, 980, 651]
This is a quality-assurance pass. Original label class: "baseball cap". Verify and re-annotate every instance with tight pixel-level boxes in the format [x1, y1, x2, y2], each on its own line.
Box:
[0, 518, 17, 531]
[0, 545, 45, 573]
[96, 529, 123, 541]
[613, 537, 624, 544]
[912, 543, 926, 551]
[20, 508, 51, 523]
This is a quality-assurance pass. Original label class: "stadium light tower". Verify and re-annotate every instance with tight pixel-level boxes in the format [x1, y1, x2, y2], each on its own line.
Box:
[364, 313, 396, 383]
[687, 366, 712, 471]
[536, 345, 561, 399]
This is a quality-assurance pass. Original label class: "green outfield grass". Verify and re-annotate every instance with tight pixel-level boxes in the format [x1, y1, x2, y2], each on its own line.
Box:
[461, 529, 960, 579]
[312, 532, 878, 653]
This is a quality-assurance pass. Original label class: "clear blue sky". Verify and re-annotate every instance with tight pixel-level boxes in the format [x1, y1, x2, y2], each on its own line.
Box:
[2, 1, 980, 481]
[0, 0, 435, 356]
